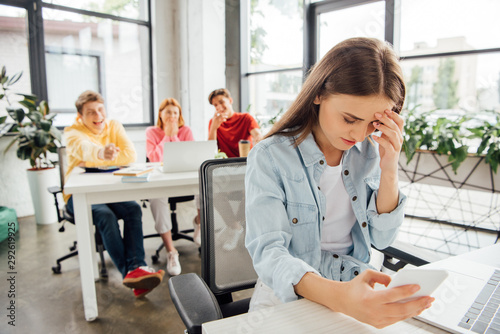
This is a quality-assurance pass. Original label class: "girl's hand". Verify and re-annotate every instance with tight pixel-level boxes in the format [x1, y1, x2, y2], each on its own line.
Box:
[164, 118, 179, 137]
[336, 270, 434, 329]
[372, 109, 404, 173]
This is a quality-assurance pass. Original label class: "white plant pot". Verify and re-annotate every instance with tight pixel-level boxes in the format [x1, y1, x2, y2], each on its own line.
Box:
[26, 167, 59, 225]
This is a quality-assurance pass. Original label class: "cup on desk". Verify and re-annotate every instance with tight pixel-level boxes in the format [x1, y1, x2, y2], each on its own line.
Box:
[238, 140, 251, 157]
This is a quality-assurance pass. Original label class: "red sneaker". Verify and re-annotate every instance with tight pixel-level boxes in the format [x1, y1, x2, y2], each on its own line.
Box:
[123, 266, 165, 290]
[133, 288, 151, 298]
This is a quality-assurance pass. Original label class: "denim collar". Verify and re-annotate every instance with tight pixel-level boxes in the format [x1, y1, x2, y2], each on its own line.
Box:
[296, 132, 366, 168]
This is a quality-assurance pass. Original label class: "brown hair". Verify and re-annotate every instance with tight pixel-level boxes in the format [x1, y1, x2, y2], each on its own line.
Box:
[157, 98, 185, 129]
[267, 37, 406, 144]
[208, 88, 232, 105]
[75, 90, 104, 114]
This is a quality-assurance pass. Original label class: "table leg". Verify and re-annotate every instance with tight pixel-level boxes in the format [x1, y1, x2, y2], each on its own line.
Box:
[73, 193, 98, 321]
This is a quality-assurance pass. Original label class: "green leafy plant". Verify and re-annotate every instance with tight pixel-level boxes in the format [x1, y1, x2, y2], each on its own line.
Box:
[468, 111, 500, 173]
[1, 65, 61, 169]
[402, 106, 471, 174]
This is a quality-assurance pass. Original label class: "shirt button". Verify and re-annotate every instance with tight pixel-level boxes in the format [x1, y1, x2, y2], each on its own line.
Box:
[333, 254, 339, 259]
[344, 170, 349, 176]
[354, 271, 359, 276]
[319, 160, 325, 165]
[322, 216, 325, 221]
[292, 218, 298, 224]
[352, 196, 357, 201]
[341, 266, 345, 271]
[318, 186, 321, 190]
[362, 222, 367, 228]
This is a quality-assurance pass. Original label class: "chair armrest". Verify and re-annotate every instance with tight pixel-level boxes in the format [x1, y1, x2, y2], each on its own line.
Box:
[48, 186, 61, 195]
[374, 240, 443, 271]
[168, 273, 223, 334]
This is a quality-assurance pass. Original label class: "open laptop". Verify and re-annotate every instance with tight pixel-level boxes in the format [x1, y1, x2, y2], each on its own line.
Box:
[162, 140, 217, 173]
[415, 255, 500, 334]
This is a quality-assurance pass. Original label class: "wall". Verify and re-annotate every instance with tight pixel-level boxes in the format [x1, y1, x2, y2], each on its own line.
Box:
[0, 0, 225, 218]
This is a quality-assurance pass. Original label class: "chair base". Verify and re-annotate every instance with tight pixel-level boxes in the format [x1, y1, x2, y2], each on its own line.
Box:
[52, 242, 108, 279]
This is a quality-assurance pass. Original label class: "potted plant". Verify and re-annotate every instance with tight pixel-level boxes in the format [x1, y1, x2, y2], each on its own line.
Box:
[1, 65, 62, 224]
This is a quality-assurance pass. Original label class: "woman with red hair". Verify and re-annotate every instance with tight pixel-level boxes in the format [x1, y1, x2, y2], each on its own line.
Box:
[146, 98, 194, 276]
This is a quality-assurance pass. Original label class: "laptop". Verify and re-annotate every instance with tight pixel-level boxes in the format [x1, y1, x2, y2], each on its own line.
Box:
[162, 140, 217, 173]
[415, 253, 500, 334]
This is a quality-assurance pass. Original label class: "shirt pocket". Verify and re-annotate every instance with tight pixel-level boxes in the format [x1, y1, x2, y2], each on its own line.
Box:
[286, 202, 318, 256]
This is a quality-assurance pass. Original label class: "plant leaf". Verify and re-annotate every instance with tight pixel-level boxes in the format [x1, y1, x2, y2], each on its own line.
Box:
[19, 99, 37, 111]
[40, 119, 52, 131]
[7, 72, 22, 86]
[26, 111, 42, 124]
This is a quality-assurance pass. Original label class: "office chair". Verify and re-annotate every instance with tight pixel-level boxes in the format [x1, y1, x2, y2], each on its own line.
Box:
[168, 158, 436, 334]
[48, 147, 108, 279]
[142, 157, 196, 263]
[169, 158, 256, 334]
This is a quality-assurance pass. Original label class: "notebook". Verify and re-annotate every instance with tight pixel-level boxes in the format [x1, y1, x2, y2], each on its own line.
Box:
[415, 255, 500, 334]
[162, 140, 217, 173]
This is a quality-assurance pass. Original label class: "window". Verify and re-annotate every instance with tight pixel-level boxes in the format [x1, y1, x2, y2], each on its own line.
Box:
[0, 0, 153, 127]
[0, 4, 31, 114]
[243, 0, 303, 130]
[242, 0, 500, 128]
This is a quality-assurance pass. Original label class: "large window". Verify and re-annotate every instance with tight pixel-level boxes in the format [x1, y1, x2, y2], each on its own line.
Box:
[0, 0, 153, 127]
[243, 0, 303, 133]
[243, 0, 500, 129]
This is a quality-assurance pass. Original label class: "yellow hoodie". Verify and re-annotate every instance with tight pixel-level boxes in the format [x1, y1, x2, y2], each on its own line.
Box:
[63, 118, 137, 202]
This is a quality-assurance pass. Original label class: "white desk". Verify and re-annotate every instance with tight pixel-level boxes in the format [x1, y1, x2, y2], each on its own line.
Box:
[64, 163, 199, 321]
[202, 243, 500, 334]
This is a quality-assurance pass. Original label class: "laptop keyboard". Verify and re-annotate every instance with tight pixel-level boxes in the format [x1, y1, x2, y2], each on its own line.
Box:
[458, 269, 500, 334]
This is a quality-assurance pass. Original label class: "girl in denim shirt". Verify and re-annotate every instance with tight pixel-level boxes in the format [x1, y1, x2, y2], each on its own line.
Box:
[245, 37, 434, 328]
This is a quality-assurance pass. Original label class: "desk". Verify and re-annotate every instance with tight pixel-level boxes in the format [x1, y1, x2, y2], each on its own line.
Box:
[202, 243, 500, 334]
[64, 163, 198, 321]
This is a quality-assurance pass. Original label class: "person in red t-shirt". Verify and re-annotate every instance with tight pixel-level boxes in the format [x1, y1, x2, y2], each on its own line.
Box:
[192, 89, 263, 251]
[208, 88, 262, 157]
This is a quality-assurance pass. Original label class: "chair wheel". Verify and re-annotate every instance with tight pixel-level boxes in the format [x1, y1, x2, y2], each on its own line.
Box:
[152, 255, 159, 263]
[100, 270, 108, 281]
[52, 265, 62, 274]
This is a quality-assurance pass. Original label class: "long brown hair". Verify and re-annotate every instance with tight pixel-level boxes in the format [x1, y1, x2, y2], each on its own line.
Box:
[267, 37, 406, 145]
[157, 98, 185, 129]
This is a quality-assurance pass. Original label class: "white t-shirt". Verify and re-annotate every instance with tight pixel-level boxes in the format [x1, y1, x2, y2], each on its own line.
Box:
[319, 161, 356, 255]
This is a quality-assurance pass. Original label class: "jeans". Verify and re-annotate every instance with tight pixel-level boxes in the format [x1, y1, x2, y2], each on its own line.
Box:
[67, 196, 147, 278]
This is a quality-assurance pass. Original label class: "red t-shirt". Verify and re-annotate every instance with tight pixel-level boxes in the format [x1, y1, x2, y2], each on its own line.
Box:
[209, 112, 259, 158]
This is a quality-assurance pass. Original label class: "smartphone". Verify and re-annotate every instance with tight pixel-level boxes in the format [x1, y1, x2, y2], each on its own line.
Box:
[385, 268, 449, 302]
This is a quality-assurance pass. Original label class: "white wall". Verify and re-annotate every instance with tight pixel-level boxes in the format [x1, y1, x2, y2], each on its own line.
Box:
[0, 0, 225, 218]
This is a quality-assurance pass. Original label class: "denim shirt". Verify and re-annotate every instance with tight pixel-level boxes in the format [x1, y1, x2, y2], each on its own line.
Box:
[245, 132, 406, 303]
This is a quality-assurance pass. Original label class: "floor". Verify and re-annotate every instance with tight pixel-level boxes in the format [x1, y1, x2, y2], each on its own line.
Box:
[1, 200, 498, 334]
[0, 201, 253, 334]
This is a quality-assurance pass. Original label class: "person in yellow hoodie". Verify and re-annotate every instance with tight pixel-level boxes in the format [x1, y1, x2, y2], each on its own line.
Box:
[64, 90, 164, 298]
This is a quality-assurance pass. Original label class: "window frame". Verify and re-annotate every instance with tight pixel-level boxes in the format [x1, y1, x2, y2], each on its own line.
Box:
[0, 0, 154, 128]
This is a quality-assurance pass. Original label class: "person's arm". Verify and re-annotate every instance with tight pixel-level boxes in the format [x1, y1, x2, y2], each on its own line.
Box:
[371, 109, 404, 214]
[250, 128, 263, 144]
[111, 120, 136, 165]
[246, 114, 262, 144]
[178, 125, 194, 142]
[294, 270, 433, 329]
[65, 127, 103, 164]
[208, 112, 226, 140]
